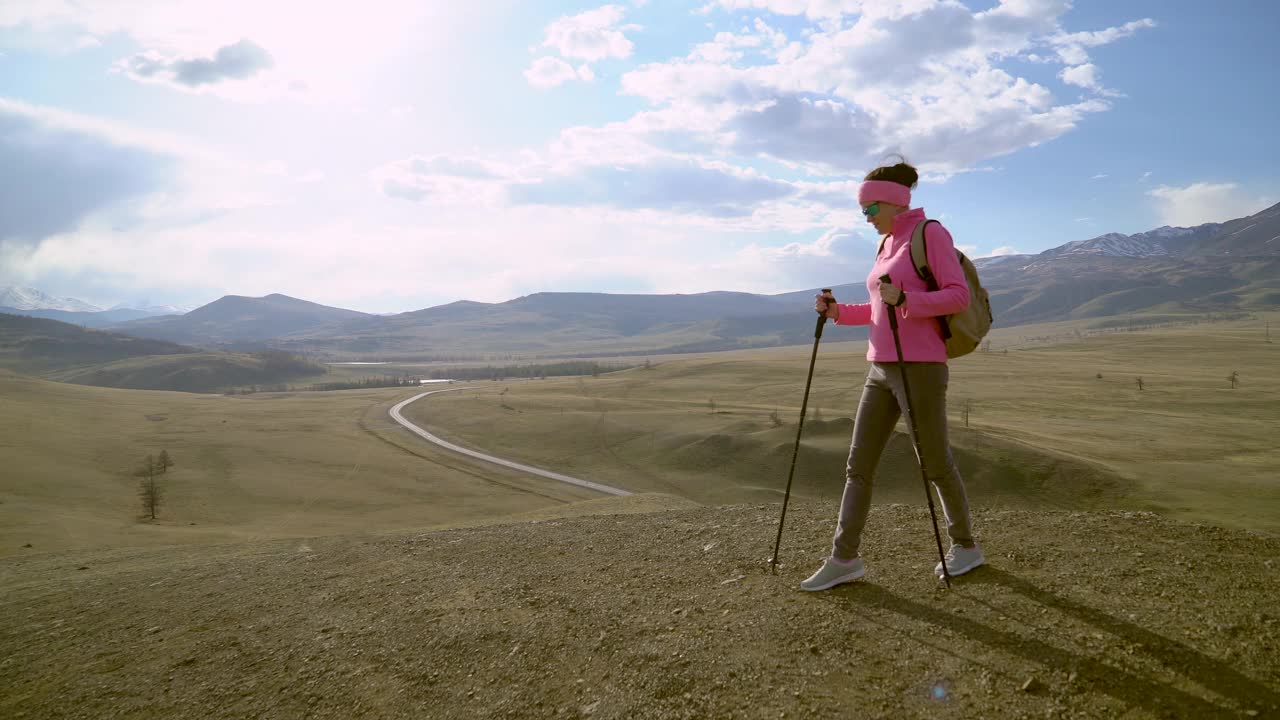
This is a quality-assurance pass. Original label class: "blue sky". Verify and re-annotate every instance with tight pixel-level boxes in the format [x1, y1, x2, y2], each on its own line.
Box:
[1, 0, 1277, 313]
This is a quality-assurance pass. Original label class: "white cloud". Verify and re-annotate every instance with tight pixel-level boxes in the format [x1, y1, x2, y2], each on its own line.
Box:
[0, 1, 481, 104]
[8, 190, 869, 313]
[1060, 63, 1098, 90]
[0, 97, 294, 249]
[524, 56, 583, 88]
[703, 0, 864, 21]
[1089, 173, 1107, 180]
[616, 0, 1141, 176]
[1147, 182, 1275, 227]
[1049, 19, 1157, 56]
[1044, 18, 1156, 76]
[115, 38, 275, 92]
[1140, 170, 1152, 182]
[0, 100, 176, 248]
[542, 5, 640, 62]
[1059, 62, 1122, 96]
[372, 144, 864, 233]
[730, 225, 875, 293]
[989, 246, 1021, 255]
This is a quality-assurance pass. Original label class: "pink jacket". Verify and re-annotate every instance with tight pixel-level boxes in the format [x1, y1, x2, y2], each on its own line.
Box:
[833, 207, 970, 363]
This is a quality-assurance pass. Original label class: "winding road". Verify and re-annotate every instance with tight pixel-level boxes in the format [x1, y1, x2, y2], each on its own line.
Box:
[389, 387, 632, 497]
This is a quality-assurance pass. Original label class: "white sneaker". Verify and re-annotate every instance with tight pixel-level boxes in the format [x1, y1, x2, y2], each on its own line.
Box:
[935, 544, 984, 578]
[800, 556, 865, 591]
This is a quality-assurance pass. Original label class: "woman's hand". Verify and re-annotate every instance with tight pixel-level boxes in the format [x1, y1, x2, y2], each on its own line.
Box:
[878, 280, 906, 307]
[814, 293, 839, 320]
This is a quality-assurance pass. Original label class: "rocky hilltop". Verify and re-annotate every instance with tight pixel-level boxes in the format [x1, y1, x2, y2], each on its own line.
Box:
[2, 498, 1277, 719]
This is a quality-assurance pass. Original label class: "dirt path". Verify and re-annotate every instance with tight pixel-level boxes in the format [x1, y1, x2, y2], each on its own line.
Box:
[390, 388, 632, 497]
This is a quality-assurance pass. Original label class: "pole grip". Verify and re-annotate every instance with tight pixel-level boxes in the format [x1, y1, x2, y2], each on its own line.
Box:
[815, 287, 835, 339]
[878, 275, 899, 330]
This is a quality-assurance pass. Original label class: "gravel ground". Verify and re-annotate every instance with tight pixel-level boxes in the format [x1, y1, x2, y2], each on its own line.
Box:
[2, 499, 1278, 719]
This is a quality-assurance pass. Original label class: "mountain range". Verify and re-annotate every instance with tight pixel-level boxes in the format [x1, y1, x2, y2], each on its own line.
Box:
[5, 201, 1277, 358]
[0, 287, 197, 328]
[0, 287, 103, 313]
[973, 201, 1280, 325]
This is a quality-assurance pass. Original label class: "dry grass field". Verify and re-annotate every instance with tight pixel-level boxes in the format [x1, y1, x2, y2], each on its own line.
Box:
[0, 371, 601, 557]
[2, 312, 1275, 561]
[405, 312, 1280, 534]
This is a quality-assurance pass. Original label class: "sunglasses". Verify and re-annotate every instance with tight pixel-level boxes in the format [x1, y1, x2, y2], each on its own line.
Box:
[861, 202, 881, 217]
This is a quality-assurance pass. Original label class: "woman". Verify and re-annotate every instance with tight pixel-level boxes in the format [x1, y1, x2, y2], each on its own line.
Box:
[801, 158, 983, 592]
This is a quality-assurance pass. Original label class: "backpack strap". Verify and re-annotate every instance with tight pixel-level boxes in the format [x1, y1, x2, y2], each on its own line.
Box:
[909, 219, 953, 341]
[910, 219, 939, 290]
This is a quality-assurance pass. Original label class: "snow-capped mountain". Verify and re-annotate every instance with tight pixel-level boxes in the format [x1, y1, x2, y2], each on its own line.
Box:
[108, 302, 196, 315]
[1036, 223, 1223, 259]
[973, 218, 1240, 270]
[0, 286, 102, 312]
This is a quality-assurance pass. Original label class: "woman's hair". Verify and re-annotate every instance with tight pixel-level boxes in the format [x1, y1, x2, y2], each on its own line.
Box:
[864, 155, 918, 189]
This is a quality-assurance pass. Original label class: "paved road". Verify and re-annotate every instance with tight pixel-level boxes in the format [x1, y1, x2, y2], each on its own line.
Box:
[389, 387, 632, 497]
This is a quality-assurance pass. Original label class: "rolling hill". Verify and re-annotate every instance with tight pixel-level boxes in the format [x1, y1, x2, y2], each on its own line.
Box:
[0, 311, 197, 373]
[269, 290, 870, 359]
[108, 293, 370, 347]
[0, 313, 323, 392]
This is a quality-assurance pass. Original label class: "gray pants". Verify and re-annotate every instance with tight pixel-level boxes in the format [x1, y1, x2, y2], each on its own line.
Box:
[831, 362, 975, 561]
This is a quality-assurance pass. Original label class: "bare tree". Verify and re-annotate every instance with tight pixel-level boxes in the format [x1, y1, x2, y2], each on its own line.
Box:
[960, 399, 971, 428]
[769, 408, 784, 427]
[135, 455, 163, 521]
[708, 398, 717, 414]
[158, 450, 174, 474]
[1136, 377, 1144, 392]
[1228, 370, 1239, 389]
[813, 406, 824, 422]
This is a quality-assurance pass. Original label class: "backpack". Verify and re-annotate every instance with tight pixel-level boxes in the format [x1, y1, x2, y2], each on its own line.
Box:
[880, 219, 993, 358]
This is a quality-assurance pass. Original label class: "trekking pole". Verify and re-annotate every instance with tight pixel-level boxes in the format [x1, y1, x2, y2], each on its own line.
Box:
[769, 289, 834, 575]
[880, 275, 952, 588]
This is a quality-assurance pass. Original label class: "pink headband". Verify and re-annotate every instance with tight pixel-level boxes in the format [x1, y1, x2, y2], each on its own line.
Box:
[858, 180, 911, 208]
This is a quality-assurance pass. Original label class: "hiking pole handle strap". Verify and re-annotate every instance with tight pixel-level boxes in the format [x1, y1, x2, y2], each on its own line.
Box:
[815, 288, 835, 339]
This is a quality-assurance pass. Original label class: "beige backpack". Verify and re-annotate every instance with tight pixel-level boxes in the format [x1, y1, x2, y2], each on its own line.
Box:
[881, 219, 994, 358]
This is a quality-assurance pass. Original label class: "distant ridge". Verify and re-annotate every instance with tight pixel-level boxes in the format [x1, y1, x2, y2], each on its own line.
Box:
[108, 293, 371, 346]
[0, 312, 323, 392]
[17, 201, 1280, 357]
